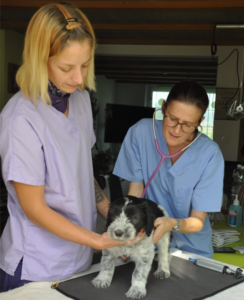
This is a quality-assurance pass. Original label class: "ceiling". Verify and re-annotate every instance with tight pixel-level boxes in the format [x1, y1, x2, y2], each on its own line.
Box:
[1, 1, 244, 87]
[95, 55, 218, 87]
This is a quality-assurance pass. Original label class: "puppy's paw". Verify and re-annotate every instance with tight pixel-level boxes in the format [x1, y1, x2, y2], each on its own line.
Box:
[153, 269, 170, 279]
[126, 286, 146, 299]
[91, 277, 111, 289]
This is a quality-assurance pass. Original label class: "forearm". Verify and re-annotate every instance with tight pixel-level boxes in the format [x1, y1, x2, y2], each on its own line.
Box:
[36, 179, 110, 244]
[26, 202, 103, 249]
[94, 178, 110, 219]
[13, 181, 122, 250]
[153, 210, 206, 244]
[128, 181, 144, 198]
[166, 216, 205, 234]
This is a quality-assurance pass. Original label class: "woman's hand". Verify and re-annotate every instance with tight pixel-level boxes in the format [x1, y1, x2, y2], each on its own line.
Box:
[97, 230, 145, 250]
[152, 217, 174, 244]
[152, 211, 207, 244]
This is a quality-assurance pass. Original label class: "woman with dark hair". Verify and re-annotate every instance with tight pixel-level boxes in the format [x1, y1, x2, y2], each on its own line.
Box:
[113, 80, 224, 258]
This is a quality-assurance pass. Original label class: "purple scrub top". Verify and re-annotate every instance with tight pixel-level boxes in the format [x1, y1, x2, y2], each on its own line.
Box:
[0, 89, 96, 281]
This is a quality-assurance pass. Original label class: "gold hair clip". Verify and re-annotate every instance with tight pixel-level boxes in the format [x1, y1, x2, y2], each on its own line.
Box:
[66, 17, 81, 30]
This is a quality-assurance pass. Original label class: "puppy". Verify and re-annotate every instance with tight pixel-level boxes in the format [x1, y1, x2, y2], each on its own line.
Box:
[91, 195, 171, 299]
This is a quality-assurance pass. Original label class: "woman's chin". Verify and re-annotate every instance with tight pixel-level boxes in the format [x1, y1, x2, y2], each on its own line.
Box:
[167, 139, 188, 152]
[166, 134, 181, 145]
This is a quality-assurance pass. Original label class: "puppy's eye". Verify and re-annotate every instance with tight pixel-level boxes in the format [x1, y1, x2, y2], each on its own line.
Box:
[130, 216, 136, 220]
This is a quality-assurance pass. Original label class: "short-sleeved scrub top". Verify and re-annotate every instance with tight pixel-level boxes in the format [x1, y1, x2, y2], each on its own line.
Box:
[0, 89, 96, 281]
[113, 119, 224, 258]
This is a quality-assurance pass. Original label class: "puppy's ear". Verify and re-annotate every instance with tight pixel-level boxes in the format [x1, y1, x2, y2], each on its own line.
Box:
[140, 201, 155, 237]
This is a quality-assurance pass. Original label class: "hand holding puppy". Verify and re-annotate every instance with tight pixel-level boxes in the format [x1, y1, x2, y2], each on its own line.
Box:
[152, 217, 175, 244]
[98, 230, 145, 250]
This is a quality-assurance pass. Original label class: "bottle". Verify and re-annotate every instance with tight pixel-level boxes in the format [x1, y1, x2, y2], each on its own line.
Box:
[228, 195, 243, 228]
[233, 164, 241, 177]
[230, 165, 243, 204]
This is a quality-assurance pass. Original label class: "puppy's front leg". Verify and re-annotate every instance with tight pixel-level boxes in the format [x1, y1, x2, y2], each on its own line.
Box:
[154, 232, 171, 279]
[126, 253, 154, 299]
[91, 249, 117, 288]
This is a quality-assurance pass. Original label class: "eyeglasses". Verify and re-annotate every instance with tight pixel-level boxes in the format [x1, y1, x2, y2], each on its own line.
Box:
[163, 115, 198, 134]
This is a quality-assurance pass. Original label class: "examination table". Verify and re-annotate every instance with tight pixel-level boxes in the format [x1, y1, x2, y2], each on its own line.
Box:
[1, 248, 243, 300]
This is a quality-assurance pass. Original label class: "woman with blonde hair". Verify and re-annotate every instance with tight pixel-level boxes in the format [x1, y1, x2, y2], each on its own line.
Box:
[0, 2, 143, 292]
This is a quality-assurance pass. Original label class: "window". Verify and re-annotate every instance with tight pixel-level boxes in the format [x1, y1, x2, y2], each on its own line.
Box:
[201, 92, 216, 139]
[152, 88, 216, 139]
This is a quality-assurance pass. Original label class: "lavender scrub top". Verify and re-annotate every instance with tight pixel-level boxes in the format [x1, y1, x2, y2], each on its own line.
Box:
[0, 89, 96, 282]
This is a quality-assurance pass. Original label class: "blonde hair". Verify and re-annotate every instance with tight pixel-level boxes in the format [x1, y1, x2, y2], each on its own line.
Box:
[16, 2, 96, 105]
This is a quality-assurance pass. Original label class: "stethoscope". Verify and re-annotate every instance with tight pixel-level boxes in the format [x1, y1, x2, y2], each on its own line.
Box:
[141, 109, 203, 198]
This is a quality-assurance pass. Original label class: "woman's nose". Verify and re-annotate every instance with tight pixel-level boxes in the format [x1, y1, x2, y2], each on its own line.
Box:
[72, 69, 83, 84]
[174, 123, 182, 133]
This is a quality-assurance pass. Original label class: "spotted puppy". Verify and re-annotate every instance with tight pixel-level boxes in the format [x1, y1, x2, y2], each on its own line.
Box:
[91, 195, 171, 299]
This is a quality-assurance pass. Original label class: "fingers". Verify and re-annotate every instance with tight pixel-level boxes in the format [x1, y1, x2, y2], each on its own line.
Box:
[154, 217, 163, 227]
[152, 231, 161, 244]
[101, 229, 146, 249]
[127, 230, 145, 244]
[152, 220, 167, 244]
[100, 232, 126, 249]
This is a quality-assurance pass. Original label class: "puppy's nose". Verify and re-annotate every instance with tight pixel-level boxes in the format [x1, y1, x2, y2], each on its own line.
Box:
[115, 230, 124, 237]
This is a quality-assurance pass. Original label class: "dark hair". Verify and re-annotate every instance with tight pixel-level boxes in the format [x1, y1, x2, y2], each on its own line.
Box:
[165, 81, 209, 115]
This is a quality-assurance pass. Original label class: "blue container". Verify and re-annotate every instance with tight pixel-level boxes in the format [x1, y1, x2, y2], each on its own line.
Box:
[228, 195, 243, 228]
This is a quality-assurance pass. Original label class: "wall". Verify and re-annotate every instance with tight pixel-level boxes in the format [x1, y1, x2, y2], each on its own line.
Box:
[213, 120, 240, 161]
[94, 76, 148, 149]
[0, 29, 24, 112]
[114, 82, 146, 106]
[216, 46, 244, 90]
[214, 46, 244, 161]
[95, 44, 244, 161]
[93, 75, 115, 150]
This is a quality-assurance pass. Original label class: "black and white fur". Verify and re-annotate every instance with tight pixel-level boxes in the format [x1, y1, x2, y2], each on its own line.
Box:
[91, 196, 171, 299]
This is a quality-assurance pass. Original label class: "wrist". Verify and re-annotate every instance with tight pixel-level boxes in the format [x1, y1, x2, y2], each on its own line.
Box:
[87, 231, 104, 250]
[172, 219, 180, 232]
